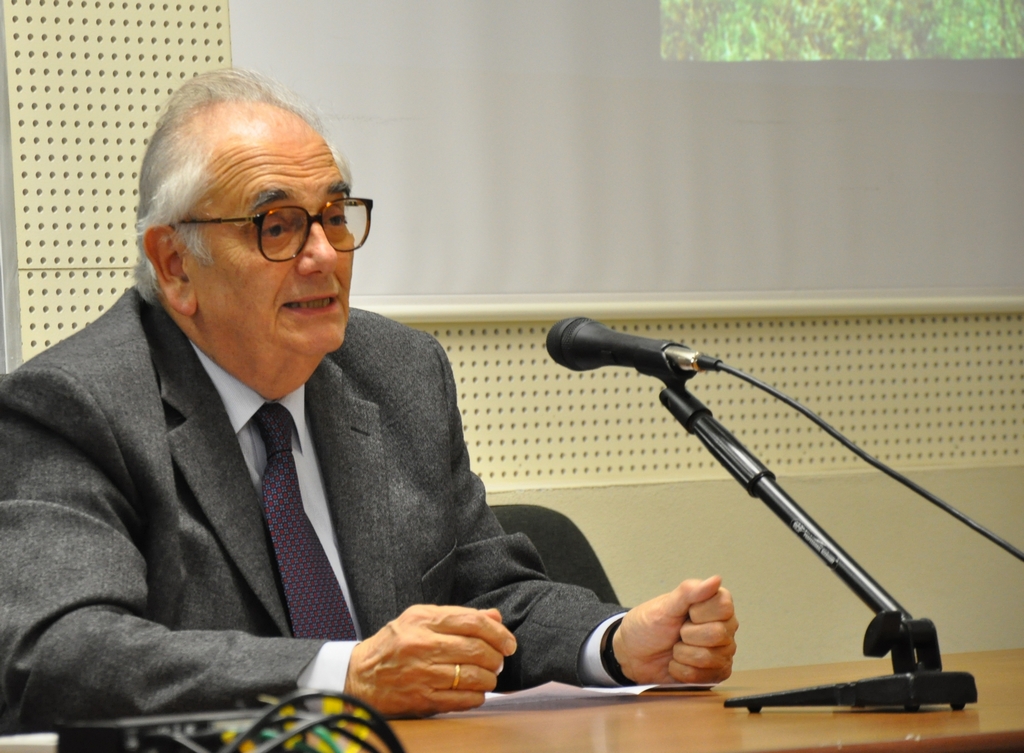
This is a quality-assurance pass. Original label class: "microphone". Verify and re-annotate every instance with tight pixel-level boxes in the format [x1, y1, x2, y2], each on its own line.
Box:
[545, 317, 711, 383]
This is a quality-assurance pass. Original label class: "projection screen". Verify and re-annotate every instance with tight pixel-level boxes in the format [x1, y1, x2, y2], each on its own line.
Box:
[228, 0, 1024, 302]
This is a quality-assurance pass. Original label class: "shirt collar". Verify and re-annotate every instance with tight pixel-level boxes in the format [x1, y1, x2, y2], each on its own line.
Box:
[190, 342, 308, 449]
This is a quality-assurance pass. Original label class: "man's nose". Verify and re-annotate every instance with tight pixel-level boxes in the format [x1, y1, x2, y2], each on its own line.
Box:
[295, 220, 338, 273]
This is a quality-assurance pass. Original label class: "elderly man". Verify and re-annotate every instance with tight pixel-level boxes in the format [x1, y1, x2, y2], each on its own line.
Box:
[0, 70, 737, 732]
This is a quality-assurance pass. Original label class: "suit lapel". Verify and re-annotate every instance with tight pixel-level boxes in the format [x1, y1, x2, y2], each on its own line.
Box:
[143, 305, 291, 636]
[306, 359, 398, 636]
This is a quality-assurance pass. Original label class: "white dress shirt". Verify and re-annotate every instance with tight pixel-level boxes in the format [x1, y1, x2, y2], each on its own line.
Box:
[192, 343, 620, 690]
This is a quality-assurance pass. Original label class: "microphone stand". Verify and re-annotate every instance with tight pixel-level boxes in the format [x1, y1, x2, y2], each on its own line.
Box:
[658, 378, 977, 712]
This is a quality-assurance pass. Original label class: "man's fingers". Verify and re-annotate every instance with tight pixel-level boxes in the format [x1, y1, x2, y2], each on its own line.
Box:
[673, 640, 737, 669]
[480, 608, 504, 623]
[670, 641, 736, 684]
[662, 575, 722, 620]
[435, 662, 499, 694]
[686, 575, 722, 604]
[376, 620, 505, 673]
[421, 633, 506, 673]
[417, 606, 517, 656]
[377, 686, 491, 717]
[687, 588, 734, 625]
[668, 657, 734, 685]
[679, 616, 738, 648]
[422, 690, 488, 714]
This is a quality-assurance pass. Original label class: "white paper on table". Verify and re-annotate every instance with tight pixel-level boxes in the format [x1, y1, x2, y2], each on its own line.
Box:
[481, 680, 715, 708]
[0, 732, 58, 752]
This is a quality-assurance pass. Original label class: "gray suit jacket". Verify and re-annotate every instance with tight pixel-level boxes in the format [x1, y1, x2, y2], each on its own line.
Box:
[0, 291, 621, 732]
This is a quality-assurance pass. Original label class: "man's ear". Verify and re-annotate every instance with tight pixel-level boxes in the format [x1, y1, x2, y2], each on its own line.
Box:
[144, 225, 197, 317]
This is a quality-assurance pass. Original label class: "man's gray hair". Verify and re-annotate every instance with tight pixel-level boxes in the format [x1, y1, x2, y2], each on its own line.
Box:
[134, 69, 351, 303]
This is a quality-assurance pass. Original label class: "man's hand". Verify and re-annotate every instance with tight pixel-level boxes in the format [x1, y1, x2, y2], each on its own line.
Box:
[613, 575, 737, 685]
[344, 604, 517, 716]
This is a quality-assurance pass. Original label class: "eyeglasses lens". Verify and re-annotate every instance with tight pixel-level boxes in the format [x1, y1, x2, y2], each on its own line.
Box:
[259, 200, 370, 260]
[322, 201, 362, 252]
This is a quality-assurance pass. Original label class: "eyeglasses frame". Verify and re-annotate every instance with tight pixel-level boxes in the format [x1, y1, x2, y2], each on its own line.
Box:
[175, 197, 373, 262]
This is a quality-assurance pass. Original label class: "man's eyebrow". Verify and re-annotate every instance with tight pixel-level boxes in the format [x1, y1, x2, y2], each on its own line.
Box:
[249, 182, 351, 213]
[250, 189, 289, 213]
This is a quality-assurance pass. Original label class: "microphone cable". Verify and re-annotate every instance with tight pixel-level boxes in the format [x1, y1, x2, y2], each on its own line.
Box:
[694, 355, 1024, 565]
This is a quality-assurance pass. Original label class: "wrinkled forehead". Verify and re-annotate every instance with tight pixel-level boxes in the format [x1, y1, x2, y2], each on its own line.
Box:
[188, 101, 345, 212]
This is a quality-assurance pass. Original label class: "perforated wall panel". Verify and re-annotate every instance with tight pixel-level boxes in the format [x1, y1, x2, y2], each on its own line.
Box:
[414, 313, 1024, 491]
[4, 0, 230, 358]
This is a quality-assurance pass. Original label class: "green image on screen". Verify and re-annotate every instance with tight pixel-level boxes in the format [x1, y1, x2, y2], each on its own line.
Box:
[661, 0, 1024, 60]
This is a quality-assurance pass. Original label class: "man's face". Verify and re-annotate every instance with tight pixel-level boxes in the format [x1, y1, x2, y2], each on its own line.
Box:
[174, 102, 352, 396]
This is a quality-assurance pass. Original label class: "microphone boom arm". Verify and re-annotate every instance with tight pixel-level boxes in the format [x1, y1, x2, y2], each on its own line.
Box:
[661, 388, 907, 617]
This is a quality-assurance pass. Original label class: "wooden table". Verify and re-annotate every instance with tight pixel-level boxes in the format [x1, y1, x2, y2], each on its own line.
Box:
[0, 649, 1020, 752]
[391, 649, 1024, 752]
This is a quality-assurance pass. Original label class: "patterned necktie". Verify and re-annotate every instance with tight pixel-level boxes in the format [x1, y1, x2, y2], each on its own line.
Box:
[254, 402, 357, 640]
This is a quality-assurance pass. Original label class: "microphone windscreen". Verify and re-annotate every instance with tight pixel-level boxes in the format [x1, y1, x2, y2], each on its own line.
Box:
[546, 317, 593, 370]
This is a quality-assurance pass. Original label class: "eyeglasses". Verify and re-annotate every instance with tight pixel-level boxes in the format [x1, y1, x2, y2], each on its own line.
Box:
[177, 198, 373, 262]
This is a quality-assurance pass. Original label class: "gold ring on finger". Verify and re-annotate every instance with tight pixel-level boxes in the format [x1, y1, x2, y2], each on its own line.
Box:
[451, 663, 461, 690]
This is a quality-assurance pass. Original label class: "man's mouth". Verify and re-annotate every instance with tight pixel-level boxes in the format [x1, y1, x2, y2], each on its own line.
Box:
[285, 297, 335, 310]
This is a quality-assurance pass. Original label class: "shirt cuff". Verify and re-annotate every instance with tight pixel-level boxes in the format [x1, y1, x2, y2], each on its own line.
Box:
[297, 641, 360, 693]
[577, 613, 627, 687]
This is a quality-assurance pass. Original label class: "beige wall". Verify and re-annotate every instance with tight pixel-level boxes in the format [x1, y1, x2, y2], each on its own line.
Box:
[489, 464, 1024, 670]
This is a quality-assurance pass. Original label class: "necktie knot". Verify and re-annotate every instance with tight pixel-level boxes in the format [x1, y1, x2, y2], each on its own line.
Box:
[254, 402, 293, 457]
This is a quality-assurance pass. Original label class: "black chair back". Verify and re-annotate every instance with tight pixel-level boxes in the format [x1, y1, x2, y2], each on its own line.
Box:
[491, 504, 619, 605]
